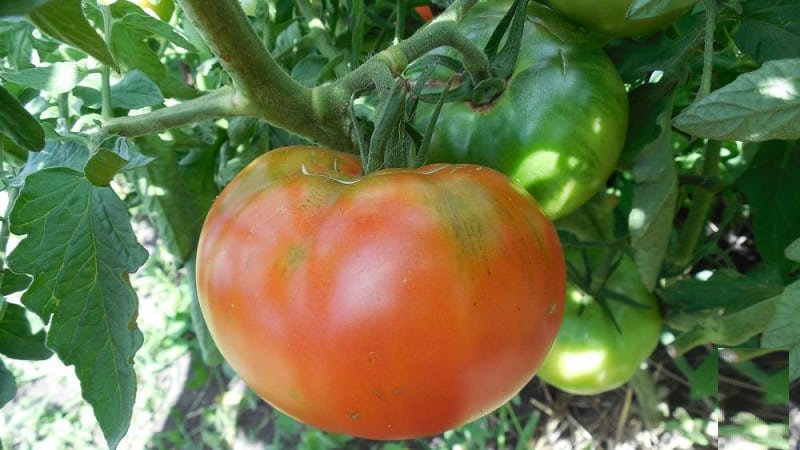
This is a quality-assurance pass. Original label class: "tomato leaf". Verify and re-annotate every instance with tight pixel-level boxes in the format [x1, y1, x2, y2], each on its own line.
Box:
[0, 301, 53, 361]
[786, 238, 800, 262]
[628, 91, 678, 290]
[669, 294, 780, 356]
[187, 257, 223, 366]
[28, 0, 117, 70]
[734, 0, 800, 64]
[108, 70, 164, 109]
[0, 85, 44, 152]
[672, 349, 718, 399]
[115, 11, 196, 51]
[673, 58, 800, 141]
[738, 141, 800, 277]
[761, 280, 800, 350]
[6, 168, 148, 449]
[84, 149, 128, 187]
[0, 0, 53, 17]
[1, 62, 83, 96]
[627, 0, 696, 20]
[130, 136, 202, 262]
[661, 269, 784, 315]
[0, 357, 16, 408]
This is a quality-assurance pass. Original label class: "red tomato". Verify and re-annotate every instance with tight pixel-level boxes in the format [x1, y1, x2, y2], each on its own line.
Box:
[415, 5, 434, 22]
[196, 146, 566, 439]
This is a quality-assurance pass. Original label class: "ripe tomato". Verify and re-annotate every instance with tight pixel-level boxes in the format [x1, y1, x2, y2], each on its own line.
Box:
[536, 249, 662, 395]
[549, 0, 695, 38]
[415, 5, 434, 22]
[126, 0, 174, 21]
[195, 146, 566, 439]
[416, 1, 629, 220]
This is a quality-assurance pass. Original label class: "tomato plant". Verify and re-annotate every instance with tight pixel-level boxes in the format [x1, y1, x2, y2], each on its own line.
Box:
[416, 1, 628, 220]
[536, 249, 662, 395]
[126, 0, 174, 21]
[549, 0, 695, 38]
[195, 146, 566, 439]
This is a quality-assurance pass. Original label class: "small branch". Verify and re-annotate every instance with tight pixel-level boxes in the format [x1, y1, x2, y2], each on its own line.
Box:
[673, 139, 722, 270]
[97, 87, 249, 140]
[671, 0, 720, 271]
[699, 0, 718, 98]
[177, 0, 351, 149]
[380, 0, 488, 81]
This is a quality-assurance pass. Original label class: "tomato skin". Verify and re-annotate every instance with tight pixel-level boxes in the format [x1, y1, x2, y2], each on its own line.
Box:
[536, 250, 662, 395]
[417, 1, 628, 220]
[196, 146, 566, 439]
[127, 0, 174, 20]
[549, 0, 694, 38]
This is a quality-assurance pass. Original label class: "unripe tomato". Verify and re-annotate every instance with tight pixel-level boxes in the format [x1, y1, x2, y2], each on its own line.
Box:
[240, 0, 258, 17]
[196, 146, 566, 439]
[416, 1, 629, 220]
[127, 0, 174, 21]
[549, 0, 695, 38]
[536, 249, 662, 395]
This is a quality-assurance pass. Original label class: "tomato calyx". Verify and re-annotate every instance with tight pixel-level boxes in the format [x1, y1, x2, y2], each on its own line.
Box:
[565, 244, 656, 335]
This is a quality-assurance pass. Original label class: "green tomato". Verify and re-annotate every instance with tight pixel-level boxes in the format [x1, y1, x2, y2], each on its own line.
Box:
[417, 1, 628, 219]
[536, 249, 662, 395]
[549, 0, 695, 38]
[240, 0, 258, 16]
[128, 0, 174, 21]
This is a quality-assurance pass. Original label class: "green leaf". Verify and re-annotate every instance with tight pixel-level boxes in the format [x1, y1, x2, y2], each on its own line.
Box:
[0, 357, 16, 408]
[762, 280, 800, 350]
[673, 58, 800, 141]
[738, 141, 800, 276]
[786, 237, 800, 262]
[28, 0, 117, 69]
[0, 20, 36, 70]
[0, 0, 52, 17]
[661, 269, 784, 314]
[734, 0, 800, 64]
[187, 256, 223, 366]
[672, 349, 718, 399]
[668, 294, 780, 356]
[627, 0, 696, 20]
[116, 11, 196, 51]
[1, 62, 83, 95]
[6, 168, 148, 449]
[84, 149, 128, 187]
[13, 141, 90, 186]
[130, 136, 201, 262]
[628, 90, 678, 290]
[0, 301, 53, 361]
[109, 70, 164, 109]
[0, 84, 44, 152]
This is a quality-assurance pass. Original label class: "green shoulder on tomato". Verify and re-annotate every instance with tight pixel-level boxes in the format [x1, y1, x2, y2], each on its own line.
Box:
[415, 0, 628, 220]
[549, 0, 696, 38]
[536, 248, 662, 395]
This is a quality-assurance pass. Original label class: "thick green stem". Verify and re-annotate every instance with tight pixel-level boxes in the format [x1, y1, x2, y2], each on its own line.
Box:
[674, 140, 721, 269]
[176, 0, 351, 148]
[100, 0, 487, 153]
[100, 4, 114, 119]
[672, 0, 720, 270]
[699, 0, 718, 98]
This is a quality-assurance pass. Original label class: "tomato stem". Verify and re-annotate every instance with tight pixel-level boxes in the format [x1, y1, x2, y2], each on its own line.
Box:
[673, 139, 721, 271]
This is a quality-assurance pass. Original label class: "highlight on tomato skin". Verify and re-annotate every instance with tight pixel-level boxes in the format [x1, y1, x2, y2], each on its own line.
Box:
[536, 249, 662, 396]
[195, 146, 567, 440]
